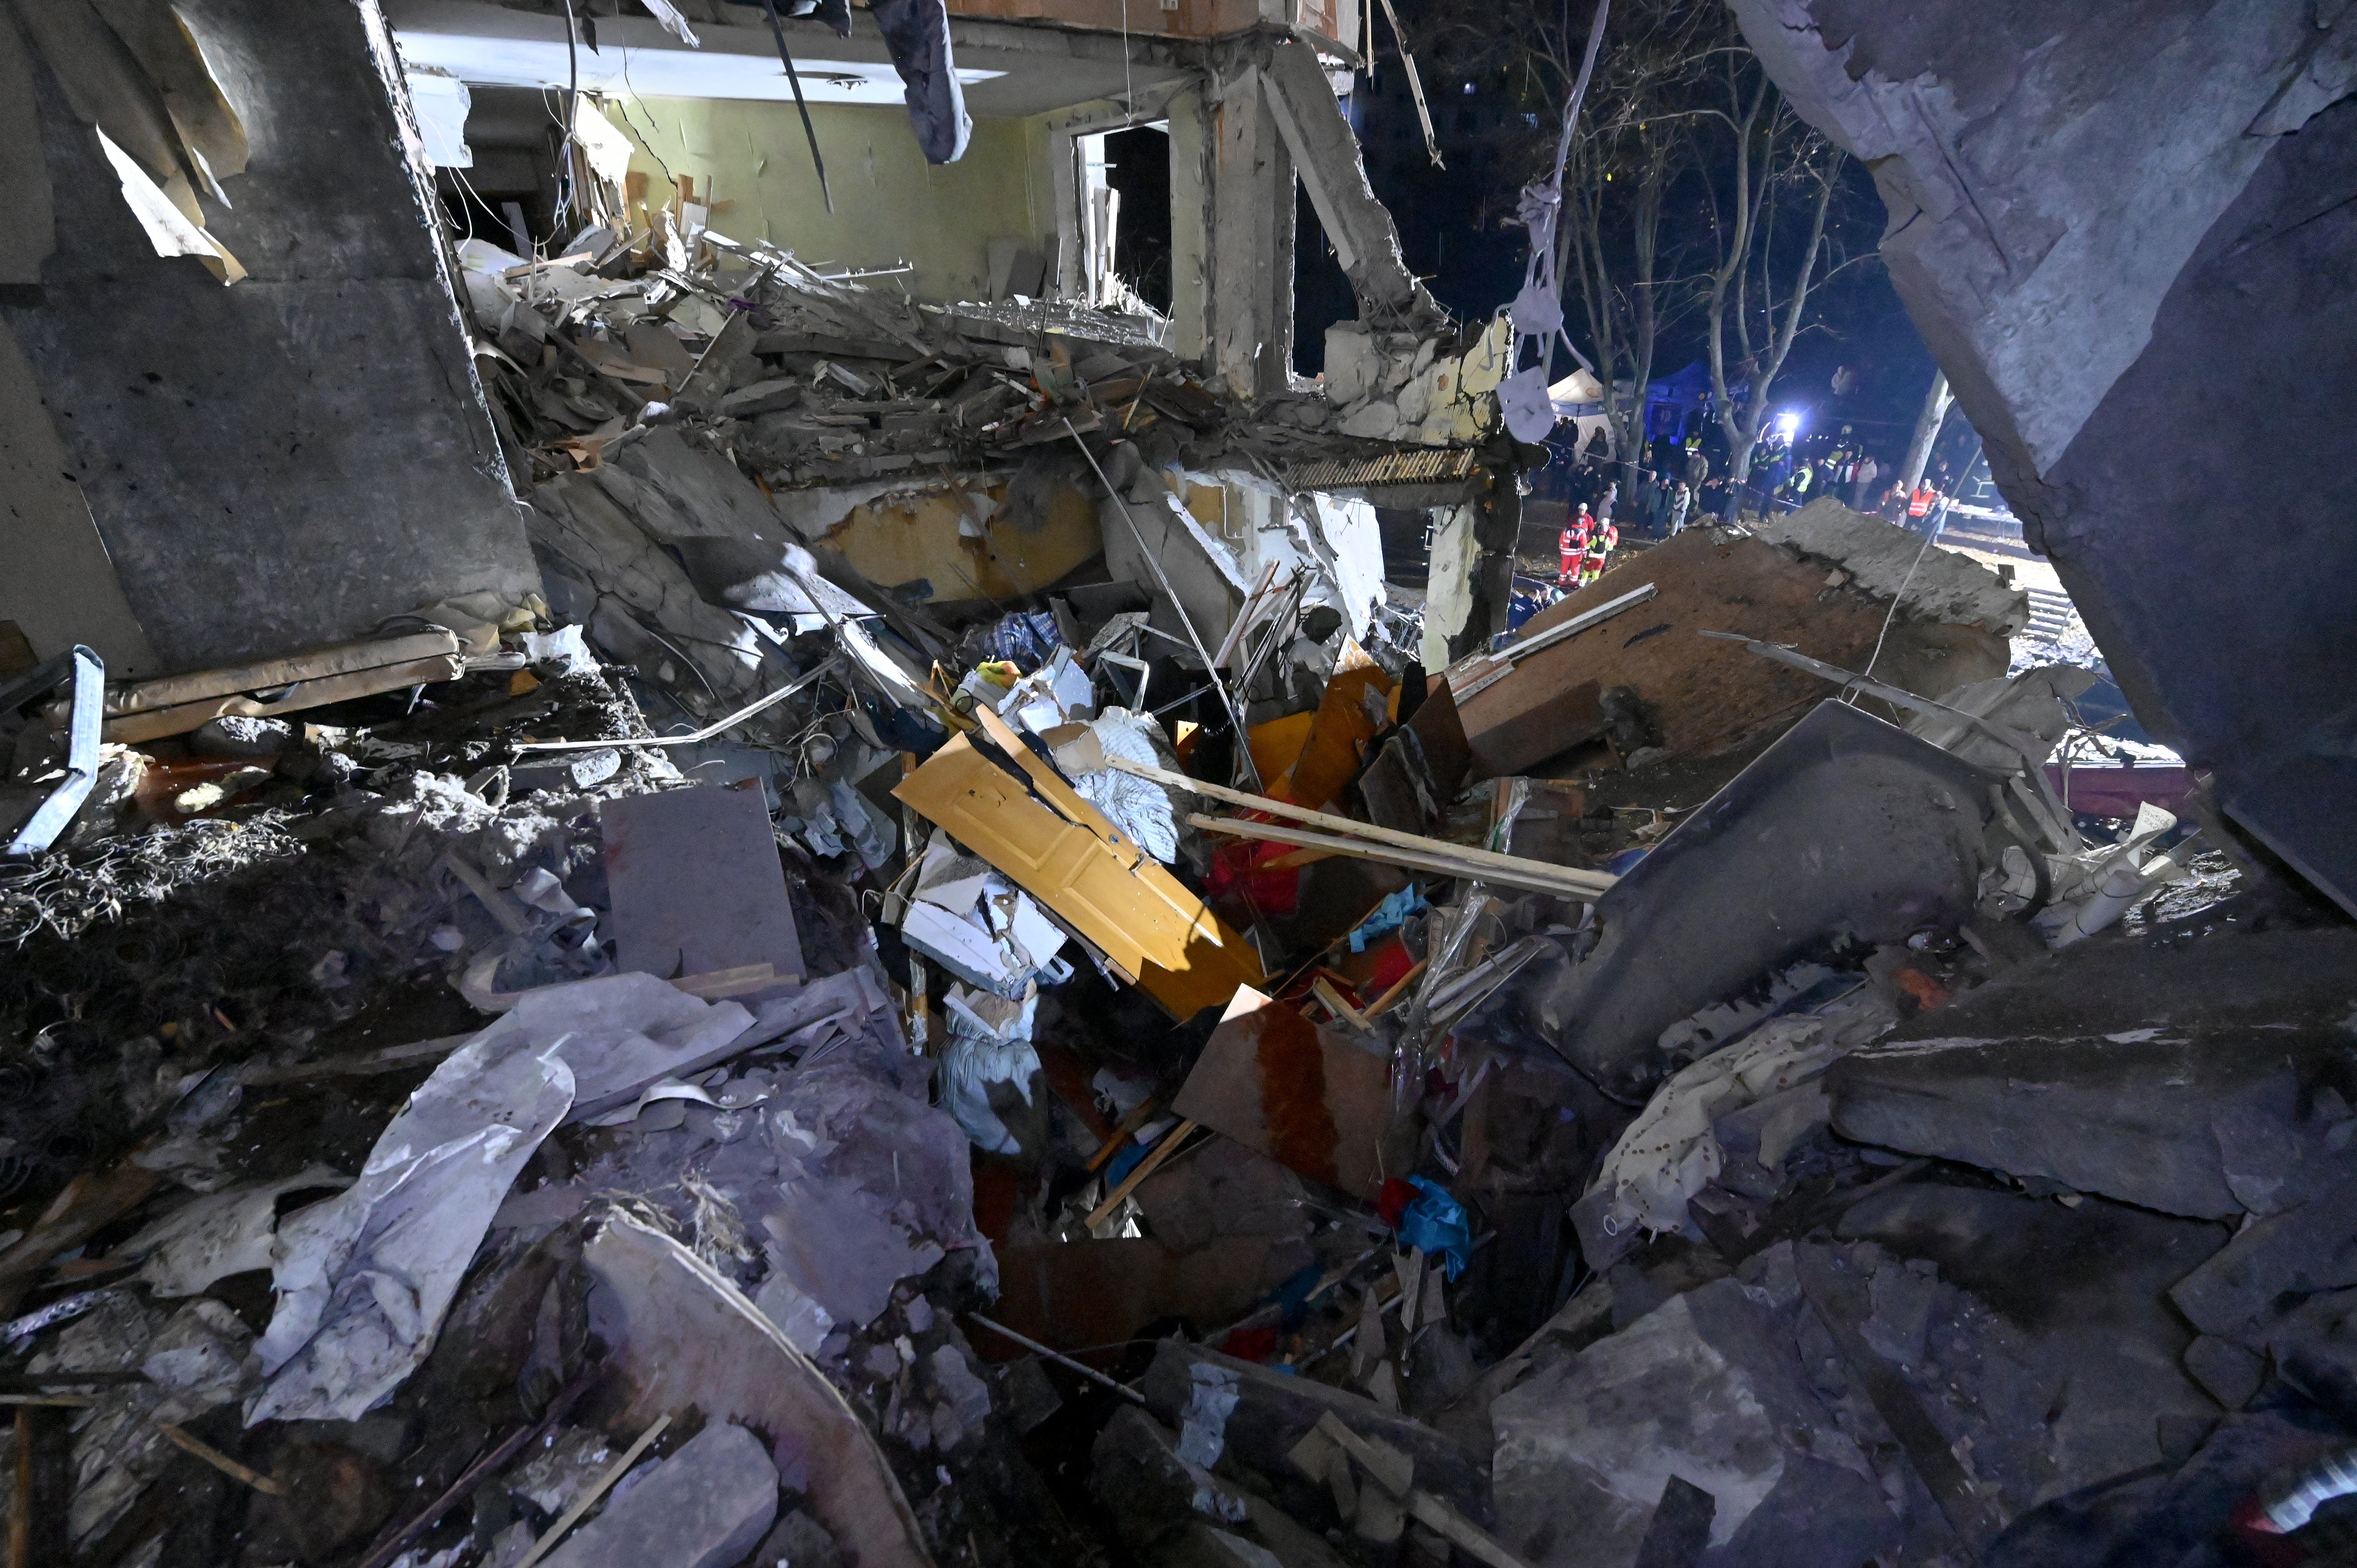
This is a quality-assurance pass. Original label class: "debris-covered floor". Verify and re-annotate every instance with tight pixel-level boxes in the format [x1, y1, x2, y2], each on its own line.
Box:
[3, 13, 2355, 1561]
[6, 411, 2353, 1568]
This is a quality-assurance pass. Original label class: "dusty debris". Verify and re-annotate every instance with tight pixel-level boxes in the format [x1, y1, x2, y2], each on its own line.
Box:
[3, 9, 2353, 1566]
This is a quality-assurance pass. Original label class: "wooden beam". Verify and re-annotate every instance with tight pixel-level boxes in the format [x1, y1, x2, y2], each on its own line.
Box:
[1110, 756, 1616, 896]
[1187, 814, 1608, 901]
[1084, 1118, 1200, 1229]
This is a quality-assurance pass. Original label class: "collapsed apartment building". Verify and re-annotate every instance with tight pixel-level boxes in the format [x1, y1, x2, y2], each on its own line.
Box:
[0, 2, 2354, 1567]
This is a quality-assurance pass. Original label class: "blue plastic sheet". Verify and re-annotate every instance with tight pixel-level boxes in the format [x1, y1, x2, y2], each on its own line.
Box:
[1345, 885, 1426, 953]
[1397, 1175, 1472, 1280]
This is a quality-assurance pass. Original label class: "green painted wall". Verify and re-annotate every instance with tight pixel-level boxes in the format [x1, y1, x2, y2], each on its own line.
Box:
[606, 97, 1046, 303]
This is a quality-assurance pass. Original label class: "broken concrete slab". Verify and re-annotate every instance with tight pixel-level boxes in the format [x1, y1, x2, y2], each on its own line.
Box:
[1827, 929, 2357, 1219]
[1832, 1027, 2357, 1221]
[1751, 500, 2028, 638]
[1138, 1342, 1490, 1527]
[1444, 526, 2012, 778]
[1734, 0, 2357, 916]
[1490, 1272, 1896, 1568]
[538, 1420, 777, 1568]
[581, 1213, 932, 1568]
[2, 0, 539, 675]
[1091, 1402, 1353, 1568]
[2170, 1176, 2357, 1343]
[1256, 41, 1439, 327]
[1834, 1183, 2230, 1491]
[1530, 699, 2005, 1103]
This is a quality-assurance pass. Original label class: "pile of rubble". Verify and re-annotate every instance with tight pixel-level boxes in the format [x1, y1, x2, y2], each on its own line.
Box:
[1, 307, 2352, 1568]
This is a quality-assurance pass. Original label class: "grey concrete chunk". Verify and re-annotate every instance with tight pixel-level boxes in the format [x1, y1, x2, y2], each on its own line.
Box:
[1490, 1275, 1896, 1568]
[541, 1421, 777, 1568]
[1829, 1025, 2357, 1220]
[2170, 1178, 2357, 1340]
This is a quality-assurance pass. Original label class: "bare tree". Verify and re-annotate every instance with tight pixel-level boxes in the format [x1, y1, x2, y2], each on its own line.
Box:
[1692, 62, 1851, 519]
[1555, 22, 1695, 492]
[1417, 0, 1716, 482]
[1401, 0, 1871, 517]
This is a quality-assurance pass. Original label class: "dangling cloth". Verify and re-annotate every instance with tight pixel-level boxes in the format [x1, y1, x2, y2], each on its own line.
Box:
[1497, 0, 1612, 442]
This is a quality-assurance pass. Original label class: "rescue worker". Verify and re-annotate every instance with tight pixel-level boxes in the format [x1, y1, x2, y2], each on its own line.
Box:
[1908, 483, 1940, 526]
[1581, 516, 1619, 585]
[1558, 503, 1593, 583]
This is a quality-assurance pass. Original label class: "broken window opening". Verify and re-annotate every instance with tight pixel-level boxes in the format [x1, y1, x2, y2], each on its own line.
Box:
[1076, 122, 1171, 315]
[433, 85, 568, 258]
[1292, 180, 1354, 377]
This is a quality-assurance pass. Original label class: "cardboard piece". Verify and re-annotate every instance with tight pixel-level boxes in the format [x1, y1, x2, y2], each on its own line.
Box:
[1171, 987, 1410, 1200]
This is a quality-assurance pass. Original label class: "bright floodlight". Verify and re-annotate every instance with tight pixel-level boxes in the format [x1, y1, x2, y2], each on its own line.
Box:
[1774, 410, 1802, 439]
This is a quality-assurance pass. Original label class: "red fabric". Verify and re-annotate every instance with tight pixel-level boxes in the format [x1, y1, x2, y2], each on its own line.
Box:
[1375, 1177, 1416, 1229]
[1366, 936, 1416, 996]
[1219, 1326, 1280, 1363]
[1206, 836, 1304, 918]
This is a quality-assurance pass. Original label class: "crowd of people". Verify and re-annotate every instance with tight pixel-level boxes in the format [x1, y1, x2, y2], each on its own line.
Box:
[1539, 424, 1960, 597]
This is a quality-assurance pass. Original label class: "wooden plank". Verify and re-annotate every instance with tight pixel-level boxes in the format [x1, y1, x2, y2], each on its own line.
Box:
[1191, 815, 1606, 900]
[1171, 988, 1409, 1201]
[104, 630, 460, 715]
[103, 654, 465, 743]
[1083, 1119, 1200, 1228]
[1108, 756, 1615, 895]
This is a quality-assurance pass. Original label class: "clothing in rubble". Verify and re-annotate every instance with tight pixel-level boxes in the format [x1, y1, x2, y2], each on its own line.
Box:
[871, 0, 972, 164]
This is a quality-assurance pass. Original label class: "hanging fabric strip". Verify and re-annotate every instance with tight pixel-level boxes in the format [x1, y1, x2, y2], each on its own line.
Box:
[1498, 0, 1611, 440]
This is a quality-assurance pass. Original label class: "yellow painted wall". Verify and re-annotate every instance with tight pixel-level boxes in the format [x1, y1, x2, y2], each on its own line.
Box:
[823, 480, 1102, 604]
[605, 97, 1045, 303]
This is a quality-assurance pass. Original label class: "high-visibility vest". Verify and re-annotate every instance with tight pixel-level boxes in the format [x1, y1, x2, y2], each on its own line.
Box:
[1908, 486, 1937, 517]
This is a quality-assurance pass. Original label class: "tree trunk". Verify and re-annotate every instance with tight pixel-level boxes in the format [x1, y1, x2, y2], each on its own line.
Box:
[1898, 369, 1954, 494]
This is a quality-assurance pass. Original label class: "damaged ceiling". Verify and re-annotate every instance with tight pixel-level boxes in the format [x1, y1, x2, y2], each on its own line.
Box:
[0, 2, 2352, 1568]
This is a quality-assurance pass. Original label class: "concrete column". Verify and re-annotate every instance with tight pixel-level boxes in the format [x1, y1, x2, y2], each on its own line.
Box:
[1453, 471, 1523, 664]
[1203, 54, 1293, 401]
[1166, 82, 1211, 364]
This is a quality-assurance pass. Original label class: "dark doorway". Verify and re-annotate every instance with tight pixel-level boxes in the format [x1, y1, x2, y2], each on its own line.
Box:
[1101, 124, 1172, 313]
[1293, 182, 1355, 376]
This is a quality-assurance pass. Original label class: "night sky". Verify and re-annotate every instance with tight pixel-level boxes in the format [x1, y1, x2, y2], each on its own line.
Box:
[1303, 45, 1949, 471]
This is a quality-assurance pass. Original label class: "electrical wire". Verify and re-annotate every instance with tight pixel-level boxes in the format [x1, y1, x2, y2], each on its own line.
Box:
[1857, 512, 1943, 688]
[555, 0, 581, 234]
